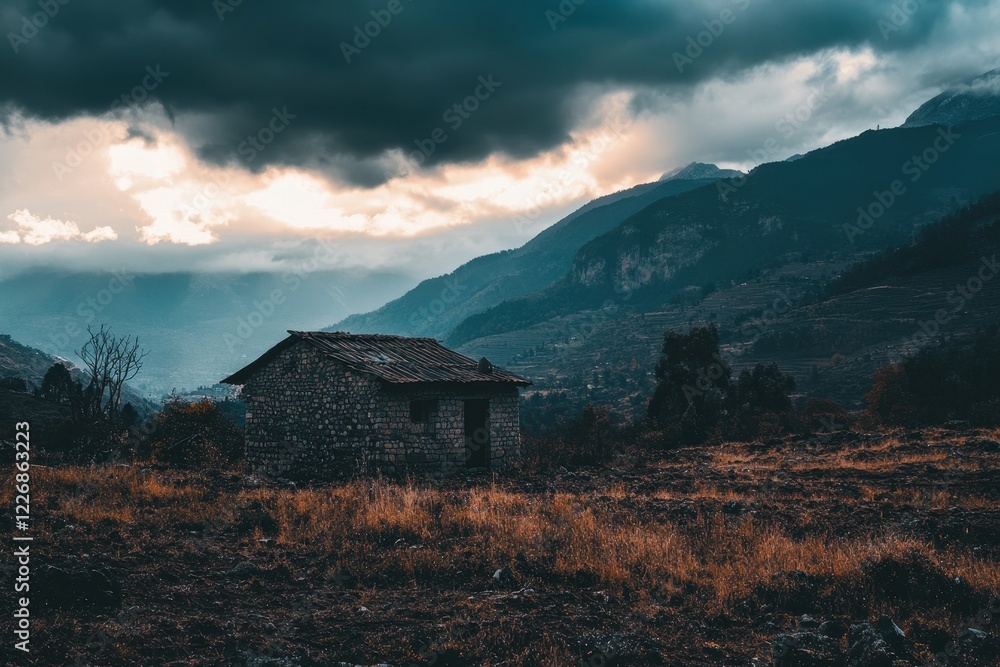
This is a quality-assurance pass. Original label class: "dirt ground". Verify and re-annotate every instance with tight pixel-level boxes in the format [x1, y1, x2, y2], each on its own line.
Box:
[2, 427, 999, 666]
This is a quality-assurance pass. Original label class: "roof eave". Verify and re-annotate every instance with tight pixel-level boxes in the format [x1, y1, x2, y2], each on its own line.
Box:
[220, 330, 533, 387]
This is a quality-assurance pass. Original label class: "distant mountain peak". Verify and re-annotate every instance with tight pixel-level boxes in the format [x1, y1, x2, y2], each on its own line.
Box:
[659, 162, 744, 182]
[903, 68, 1000, 128]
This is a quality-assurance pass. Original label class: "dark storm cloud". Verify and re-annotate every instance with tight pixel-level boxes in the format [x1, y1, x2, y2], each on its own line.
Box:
[125, 125, 157, 146]
[0, 0, 980, 185]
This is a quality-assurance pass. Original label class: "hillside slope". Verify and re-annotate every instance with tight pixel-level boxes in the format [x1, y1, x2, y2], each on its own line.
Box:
[0, 333, 68, 384]
[740, 191, 1000, 404]
[0, 334, 77, 443]
[0, 333, 156, 416]
[903, 68, 1000, 128]
[330, 164, 742, 340]
[449, 115, 1000, 347]
[467, 190, 1000, 418]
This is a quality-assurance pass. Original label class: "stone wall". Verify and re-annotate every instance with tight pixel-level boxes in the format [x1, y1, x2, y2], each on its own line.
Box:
[240, 340, 522, 477]
[374, 385, 520, 474]
[242, 342, 381, 477]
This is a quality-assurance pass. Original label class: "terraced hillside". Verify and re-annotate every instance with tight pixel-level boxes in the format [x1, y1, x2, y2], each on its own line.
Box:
[450, 115, 1000, 349]
[459, 258, 856, 417]
[464, 193, 1000, 418]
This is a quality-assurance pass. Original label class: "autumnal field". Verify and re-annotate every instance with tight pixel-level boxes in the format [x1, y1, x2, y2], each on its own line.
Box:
[2, 428, 999, 666]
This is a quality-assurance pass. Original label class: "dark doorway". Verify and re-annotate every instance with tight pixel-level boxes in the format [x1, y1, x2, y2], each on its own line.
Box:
[464, 399, 490, 469]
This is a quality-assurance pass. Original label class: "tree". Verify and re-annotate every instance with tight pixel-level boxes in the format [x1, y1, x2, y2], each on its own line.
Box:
[864, 363, 914, 425]
[647, 325, 731, 444]
[725, 363, 797, 441]
[864, 328, 1000, 426]
[149, 398, 245, 467]
[40, 362, 93, 424]
[41, 363, 75, 404]
[733, 363, 796, 415]
[120, 403, 140, 427]
[647, 327, 798, 445]
[78, 325, 149, 421]
[802, 397, 849, 433]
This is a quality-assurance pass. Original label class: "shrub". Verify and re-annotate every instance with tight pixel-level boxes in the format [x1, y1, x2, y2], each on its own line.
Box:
[734, 364, 795, 413]
[801, 398, 850, 434]
[865, 329, 1000, 427]
[149, 398, 244, 468]
[60, 420, 135, 464]
[648, 325, 731, 446]
[522, 404, 625, 469]
[0, 376, 28, 392]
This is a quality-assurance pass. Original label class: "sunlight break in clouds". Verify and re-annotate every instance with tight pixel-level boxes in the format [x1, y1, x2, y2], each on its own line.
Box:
[0, 0, 998, 278]
[98, 93, 644, 245]
[108, 136, 240, 246]
[1, 209, 118, 246]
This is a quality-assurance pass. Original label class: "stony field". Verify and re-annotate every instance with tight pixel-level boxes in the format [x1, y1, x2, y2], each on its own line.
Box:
[2, 427, 999, 666]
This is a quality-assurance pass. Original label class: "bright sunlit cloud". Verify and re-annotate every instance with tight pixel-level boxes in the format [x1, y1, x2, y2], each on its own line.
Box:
[108, 141, 186, 182]
[0, 0, 998, 280]
[2, 209, 118, 246]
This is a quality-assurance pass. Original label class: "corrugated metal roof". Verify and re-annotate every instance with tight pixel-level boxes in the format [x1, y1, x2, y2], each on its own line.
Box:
[221, 331, 531, 387]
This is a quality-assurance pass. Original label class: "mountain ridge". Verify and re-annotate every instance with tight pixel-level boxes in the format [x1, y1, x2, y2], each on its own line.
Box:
[903, 67, 1000, 128]
[659, 161, 744, 182]
[330, 164, 744, 340]
[346, 68, 1000, 355]
[446, 115, 1000, 348]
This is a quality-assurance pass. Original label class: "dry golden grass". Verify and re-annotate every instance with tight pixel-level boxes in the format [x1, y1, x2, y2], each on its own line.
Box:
[4, 429, 997, 665]
[7, 447, 997, 614]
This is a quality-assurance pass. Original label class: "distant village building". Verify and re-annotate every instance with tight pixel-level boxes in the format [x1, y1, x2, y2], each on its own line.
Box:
[222, 331, 531, 477]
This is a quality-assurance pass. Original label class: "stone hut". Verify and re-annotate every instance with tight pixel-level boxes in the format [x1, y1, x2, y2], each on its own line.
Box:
[221, 331, 531, 477]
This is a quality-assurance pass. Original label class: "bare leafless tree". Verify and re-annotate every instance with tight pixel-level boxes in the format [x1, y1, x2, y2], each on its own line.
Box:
[78, 325, 150, 420]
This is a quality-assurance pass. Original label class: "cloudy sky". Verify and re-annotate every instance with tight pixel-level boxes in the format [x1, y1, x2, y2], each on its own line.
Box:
[1, 0, 998, 283]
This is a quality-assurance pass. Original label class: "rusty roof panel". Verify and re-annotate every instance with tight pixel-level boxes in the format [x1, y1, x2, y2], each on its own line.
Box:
[222, 331, 531, 387]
